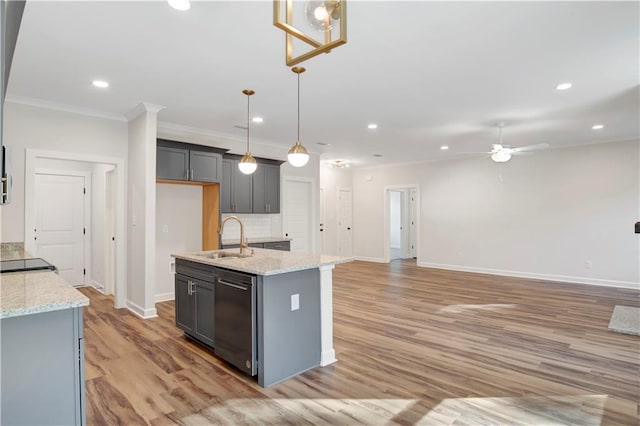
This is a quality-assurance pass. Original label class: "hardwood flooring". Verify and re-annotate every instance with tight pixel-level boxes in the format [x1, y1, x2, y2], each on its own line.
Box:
[80, 260, 640, 425]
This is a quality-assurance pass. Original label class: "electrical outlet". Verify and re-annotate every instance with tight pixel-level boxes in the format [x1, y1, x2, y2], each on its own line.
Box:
[585, 260, 592, 269]
[291, 294, 299, 311]
[162, 224, 169, 233]
[169, 262, 175, 274]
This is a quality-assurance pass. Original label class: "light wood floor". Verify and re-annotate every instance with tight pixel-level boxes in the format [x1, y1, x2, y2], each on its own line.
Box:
[80, 260, 640, 425]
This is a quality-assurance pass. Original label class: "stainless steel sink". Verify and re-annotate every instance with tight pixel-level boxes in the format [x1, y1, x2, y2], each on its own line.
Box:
[194, 251, 251, 260]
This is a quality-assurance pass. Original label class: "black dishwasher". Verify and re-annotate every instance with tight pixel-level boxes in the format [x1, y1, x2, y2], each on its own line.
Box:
[214, 268, 257, 376]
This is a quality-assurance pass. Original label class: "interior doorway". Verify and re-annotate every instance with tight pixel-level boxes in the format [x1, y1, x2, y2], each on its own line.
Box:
[25, 149, 126, 308]
[385, 185, 419, 263]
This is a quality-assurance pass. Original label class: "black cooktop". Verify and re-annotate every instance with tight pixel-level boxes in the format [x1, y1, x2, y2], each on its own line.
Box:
[0, 258, 57, 273]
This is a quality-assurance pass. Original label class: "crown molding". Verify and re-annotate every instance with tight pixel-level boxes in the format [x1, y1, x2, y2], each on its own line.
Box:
[124, 102, 166, 120]
[4, 95, 127, 122]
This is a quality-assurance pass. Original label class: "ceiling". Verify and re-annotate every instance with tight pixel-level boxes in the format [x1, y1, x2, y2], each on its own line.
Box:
[6, 1, 639, 167]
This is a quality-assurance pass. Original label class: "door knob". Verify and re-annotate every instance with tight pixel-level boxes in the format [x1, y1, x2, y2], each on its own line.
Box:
[347, 227, 351, 230]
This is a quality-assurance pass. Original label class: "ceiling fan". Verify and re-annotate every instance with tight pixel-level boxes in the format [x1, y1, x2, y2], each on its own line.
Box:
[486, 123, 549, 163]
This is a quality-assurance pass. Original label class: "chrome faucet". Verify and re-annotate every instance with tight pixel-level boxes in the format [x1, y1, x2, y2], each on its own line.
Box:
[219, 215, 250, 255]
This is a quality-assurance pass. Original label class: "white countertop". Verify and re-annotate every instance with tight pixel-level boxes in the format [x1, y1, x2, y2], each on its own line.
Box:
[172, 248, 352, 276]
[0, 270, 90, 319]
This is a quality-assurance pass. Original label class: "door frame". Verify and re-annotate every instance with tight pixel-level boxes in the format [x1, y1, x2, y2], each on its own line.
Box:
[25, 149, 127, 308]
[282, 176, 317, 253]
[384, 184, 421, 263]
[33, 169, 91, 285]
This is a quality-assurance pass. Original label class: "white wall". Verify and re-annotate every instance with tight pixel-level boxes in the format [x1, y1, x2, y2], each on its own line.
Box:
[155, 183, 202, 301]
[349, 140, 639, 287]
[0, 101, 127, 242]
[126, 107, 159, 317]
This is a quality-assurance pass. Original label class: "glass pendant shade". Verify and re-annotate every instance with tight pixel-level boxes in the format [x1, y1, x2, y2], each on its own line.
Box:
[288, 141, 310, 167]
[239, 153, 257, 174]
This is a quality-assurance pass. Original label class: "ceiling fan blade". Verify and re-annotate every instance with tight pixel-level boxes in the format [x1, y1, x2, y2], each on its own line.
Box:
[512, 143, 550, 153]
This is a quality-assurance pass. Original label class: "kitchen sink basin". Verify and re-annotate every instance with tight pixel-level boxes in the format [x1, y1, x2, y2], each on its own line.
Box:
[194, 251, 252, 260]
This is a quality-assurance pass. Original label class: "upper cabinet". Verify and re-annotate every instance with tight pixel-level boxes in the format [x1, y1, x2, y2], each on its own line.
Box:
[253, 163, 280, 214]
[221, 155, 282, 214]
[156, 139, 224, 183]
[221, 158, 253, 214]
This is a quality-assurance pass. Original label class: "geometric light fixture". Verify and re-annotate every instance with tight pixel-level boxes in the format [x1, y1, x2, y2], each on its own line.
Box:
[238, 89, 258, 175]
[287, 67, 310, 167]
[274, 0, 347, 66]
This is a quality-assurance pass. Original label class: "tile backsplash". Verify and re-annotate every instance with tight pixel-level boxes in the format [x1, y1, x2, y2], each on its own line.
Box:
[220, 214, 282, 241]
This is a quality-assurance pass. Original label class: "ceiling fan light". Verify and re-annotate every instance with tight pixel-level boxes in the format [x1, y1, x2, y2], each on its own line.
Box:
[239, 153, 257, 174]
[491, 151, 512, 163]
[288, 141, 310, 167]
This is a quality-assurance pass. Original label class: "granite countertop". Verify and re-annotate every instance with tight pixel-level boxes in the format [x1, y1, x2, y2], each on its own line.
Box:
[1, 270, 90, 319]
[221, 237, 292, 245]
[172, 247, 352, 276]
[1, 242, 30, 261]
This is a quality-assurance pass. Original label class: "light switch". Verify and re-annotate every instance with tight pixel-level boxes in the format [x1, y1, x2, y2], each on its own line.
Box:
[162, 225, 169, 233]
[291, 294, 299, 311]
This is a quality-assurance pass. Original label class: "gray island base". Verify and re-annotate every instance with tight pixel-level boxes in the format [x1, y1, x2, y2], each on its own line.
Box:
[172, 248, 351, 387]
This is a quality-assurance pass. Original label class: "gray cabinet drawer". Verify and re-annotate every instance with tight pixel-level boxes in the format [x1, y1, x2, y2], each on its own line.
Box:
[263, 241, 290, 251]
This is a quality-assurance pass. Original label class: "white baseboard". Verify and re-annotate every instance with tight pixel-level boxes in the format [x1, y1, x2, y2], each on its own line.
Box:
[126, 299, 158, 319]
[354, 256, 387, 263]
[155, 291, 175, 303]
[320, 350, 337, 367]
[418, 262, 640, 290]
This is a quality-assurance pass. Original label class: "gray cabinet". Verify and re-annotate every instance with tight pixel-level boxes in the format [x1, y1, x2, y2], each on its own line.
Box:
[221, 240, 290, 251]
[175, 260, 215, 347]
[253, 164, 280, 213]
[1, 307, 85, 425]
[157, 140, 223, 183]
[263, 241, 290, 251]
[221, 158, 253, 213]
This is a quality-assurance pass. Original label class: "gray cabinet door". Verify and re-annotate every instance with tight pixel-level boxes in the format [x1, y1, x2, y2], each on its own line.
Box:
[233, 166, 253, 213]
[157, 146, 188, 180]
[175, 275, 195, 333]
[262, 241, 290, 251]
[221, 158, 253, 213]
[264, 164, 280, 213]
[253, 164, 280, 213]
[190, 150, 222, 183]
[193, 279, 215, 347]
[220, 159, 233, 213]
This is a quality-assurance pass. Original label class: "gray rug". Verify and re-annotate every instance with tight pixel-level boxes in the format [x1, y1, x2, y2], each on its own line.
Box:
[608, 306, 640, 336]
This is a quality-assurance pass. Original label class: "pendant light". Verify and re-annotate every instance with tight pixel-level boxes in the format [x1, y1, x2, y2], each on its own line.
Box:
[239, 89, 258, 175]
[288, 67, 310, 168]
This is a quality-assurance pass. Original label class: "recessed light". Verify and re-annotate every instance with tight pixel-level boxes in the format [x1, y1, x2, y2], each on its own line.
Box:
[367, 123, 378, 129]
[168, 0, 190, 11]
[372, 153, 383, 157]
[252, 117, 263, 123]
[440, 145, 449, 150]
[592, 124, 604, 130]
[92, 80, 109, 88]
[316, 142, 331, 146]
[556, 82, 572, 90]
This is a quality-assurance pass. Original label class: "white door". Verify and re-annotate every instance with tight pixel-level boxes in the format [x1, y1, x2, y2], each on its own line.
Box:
[284, 179, 313, 253]
[337, 187, 353, 256]
[105, 169, 116, 294]
[35, 174, 87, 285]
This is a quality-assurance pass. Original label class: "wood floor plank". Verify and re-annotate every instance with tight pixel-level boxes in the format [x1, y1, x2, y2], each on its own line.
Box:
[79, 260, 640, 425]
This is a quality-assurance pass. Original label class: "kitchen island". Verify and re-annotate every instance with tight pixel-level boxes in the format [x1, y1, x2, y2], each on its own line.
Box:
[1, 243, 89, 425]
[172, 248, 351, 387]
